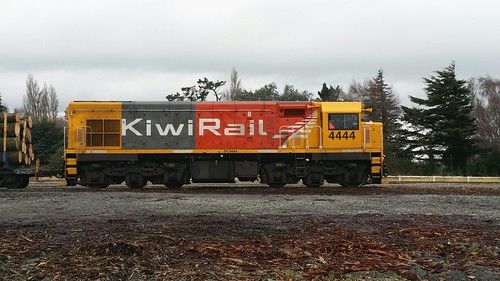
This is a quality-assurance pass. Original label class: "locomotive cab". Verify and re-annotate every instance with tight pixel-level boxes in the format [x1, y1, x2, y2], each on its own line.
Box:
[321, 102, 363, 150]
[316, 102, 385, 186]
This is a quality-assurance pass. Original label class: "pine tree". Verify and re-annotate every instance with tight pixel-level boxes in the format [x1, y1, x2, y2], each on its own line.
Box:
[364, 70, 402, 148]
[401, 62, 477, 175]
[398, 104, 438, 174]
[318, 83, 342, 101]
[357, 69, 403, 175]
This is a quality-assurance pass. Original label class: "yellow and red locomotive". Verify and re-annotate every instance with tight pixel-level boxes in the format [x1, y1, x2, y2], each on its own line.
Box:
[64, 101, 385, 188]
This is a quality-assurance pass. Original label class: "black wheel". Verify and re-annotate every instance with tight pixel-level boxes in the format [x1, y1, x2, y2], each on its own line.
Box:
[79, 169, 110, 189]
[259, 169, 285, 188]
[304, 172, 324, 188]
[125, 173, 146, 189]
[7, 175, 29, 189]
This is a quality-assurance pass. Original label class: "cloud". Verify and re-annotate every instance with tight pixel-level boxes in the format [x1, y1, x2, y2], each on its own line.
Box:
[1, 0, 499, 110]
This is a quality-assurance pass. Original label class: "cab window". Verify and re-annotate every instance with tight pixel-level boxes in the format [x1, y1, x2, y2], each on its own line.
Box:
[328, 113, 359, 130]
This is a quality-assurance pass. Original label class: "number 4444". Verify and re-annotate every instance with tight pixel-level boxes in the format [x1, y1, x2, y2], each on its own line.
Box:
[328, 131, 356, 140]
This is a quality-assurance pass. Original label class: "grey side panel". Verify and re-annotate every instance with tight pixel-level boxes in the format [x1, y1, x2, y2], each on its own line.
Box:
[122, 101, 195, 149]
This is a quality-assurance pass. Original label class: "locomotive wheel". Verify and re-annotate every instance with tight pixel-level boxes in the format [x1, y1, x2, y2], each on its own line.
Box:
[125, 173, 146, 189]
[304, 172, 324, 188]
[259, 169, 285, 188]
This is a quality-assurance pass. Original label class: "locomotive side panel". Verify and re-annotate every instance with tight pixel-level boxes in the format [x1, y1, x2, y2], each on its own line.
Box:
[274, 103, 320, 150]
[122, 101, 195, 149]
[194, 101, 318, 150]
[195, 102, 279, 150]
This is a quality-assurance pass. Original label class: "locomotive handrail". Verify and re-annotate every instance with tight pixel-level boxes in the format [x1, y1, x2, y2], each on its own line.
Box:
[306, 125, 323, 149]
[363, 126, 367, 150]
[278, 125, 298, 150]
[75, 126, 93, 152]
[3, 112, 7, 164]
[63, 126, 66, 150]
[362, 126, 373, 150]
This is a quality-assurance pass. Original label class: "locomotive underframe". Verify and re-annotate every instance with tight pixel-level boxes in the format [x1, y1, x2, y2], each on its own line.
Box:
[69, 152, 380, 188]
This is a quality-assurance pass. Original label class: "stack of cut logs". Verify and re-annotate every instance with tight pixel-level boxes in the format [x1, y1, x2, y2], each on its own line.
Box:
[1, 113, 34, 166]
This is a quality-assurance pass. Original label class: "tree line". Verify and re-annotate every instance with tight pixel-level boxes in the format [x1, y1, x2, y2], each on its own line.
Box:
[0, 64, 498, 176]
[166, 64, 499, 176]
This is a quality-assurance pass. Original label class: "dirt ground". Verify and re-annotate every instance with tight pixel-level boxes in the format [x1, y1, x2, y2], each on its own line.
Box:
[0, 182, 499, 281]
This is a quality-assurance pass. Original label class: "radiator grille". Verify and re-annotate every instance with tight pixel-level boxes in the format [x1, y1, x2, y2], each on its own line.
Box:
[86, 119, 121, 147]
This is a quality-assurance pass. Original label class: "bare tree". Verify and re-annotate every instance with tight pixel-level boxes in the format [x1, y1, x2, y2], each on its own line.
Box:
[23, 74, 42, 120]
[23, 74, 59, 122]
[469, 76, 500, 150]
[346, 79, 370, 102]
[40, 84, 50, 120]
[48, 84, 59, 121]
[223, 67, 243, 101]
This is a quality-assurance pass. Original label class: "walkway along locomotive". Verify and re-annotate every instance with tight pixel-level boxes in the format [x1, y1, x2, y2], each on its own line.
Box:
[63, 101, 385, 188]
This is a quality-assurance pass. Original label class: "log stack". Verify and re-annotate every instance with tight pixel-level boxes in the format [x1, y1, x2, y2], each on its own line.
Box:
[1, 113, 34, 166]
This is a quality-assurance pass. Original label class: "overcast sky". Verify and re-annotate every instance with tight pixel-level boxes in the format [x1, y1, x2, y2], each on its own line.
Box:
[1, 0, 499, 112]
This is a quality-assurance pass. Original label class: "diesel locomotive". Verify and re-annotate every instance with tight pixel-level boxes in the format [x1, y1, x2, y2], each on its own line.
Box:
[64, 101, 385, 188]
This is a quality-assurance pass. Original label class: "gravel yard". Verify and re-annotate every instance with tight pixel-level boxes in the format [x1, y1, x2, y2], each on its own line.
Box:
[1, 182, 499, 280]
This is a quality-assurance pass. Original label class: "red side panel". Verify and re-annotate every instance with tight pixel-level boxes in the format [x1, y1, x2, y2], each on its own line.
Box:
[194, 102, 314, 149]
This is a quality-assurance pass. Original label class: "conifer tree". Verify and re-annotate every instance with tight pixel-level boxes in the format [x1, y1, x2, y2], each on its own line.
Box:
[318, 83, 343, 101]
[401, 62, 477, 175]
[364, 70, 402, 149]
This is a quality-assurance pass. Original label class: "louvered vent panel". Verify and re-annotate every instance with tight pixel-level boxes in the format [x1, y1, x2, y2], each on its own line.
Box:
[104, 134, 120, 146]
[104, 120, 120, 132]
[85, 119, 120, 147]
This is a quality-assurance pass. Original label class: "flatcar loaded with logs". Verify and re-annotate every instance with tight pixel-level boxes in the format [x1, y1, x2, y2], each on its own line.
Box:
[64, 101, 385, 188]
[0, 113, 34, 189]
